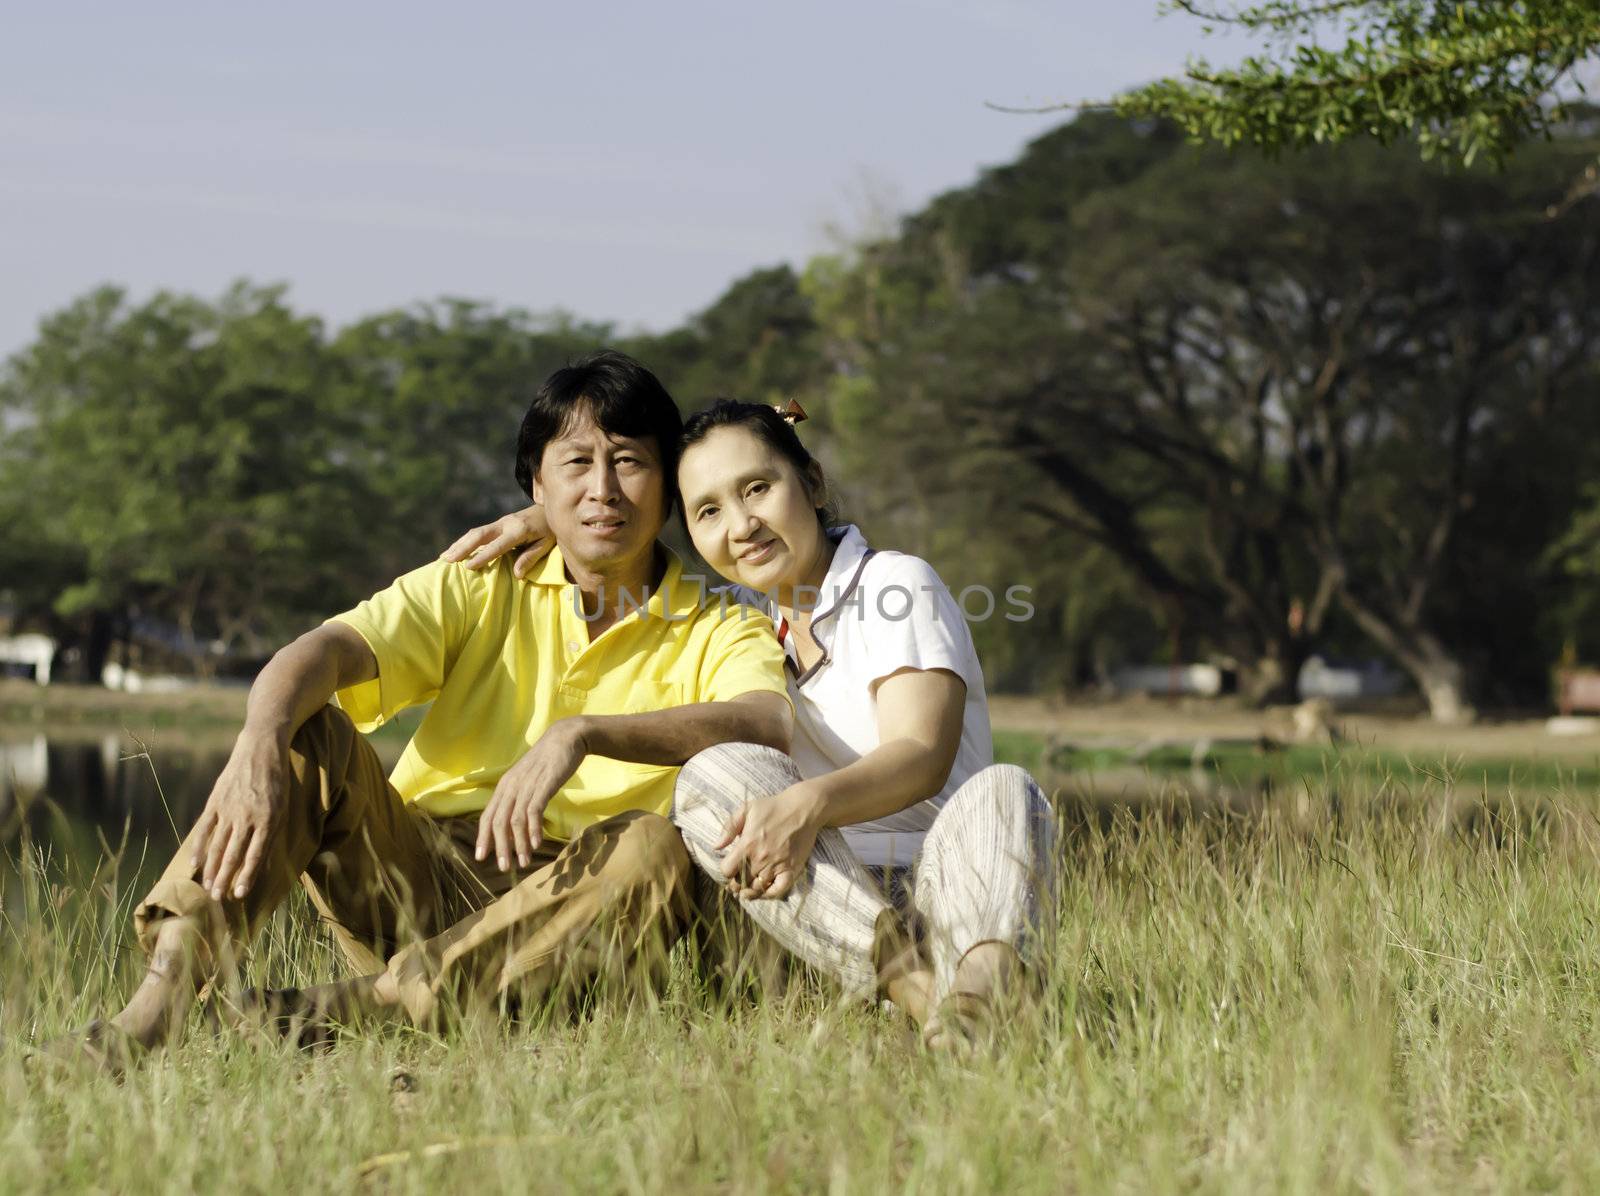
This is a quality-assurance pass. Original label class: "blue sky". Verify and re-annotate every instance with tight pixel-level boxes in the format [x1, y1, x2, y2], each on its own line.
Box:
[1, 1, 1250, 356]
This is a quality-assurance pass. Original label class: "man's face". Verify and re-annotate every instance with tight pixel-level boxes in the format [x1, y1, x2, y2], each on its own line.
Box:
[532, 409, 666, 573]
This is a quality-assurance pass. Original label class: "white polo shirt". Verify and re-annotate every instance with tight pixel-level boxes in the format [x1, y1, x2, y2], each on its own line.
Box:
[732, 525, 994, 867]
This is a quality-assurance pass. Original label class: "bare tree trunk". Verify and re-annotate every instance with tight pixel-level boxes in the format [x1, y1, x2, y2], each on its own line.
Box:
[1339, 591, 1474, 723]
[76, 610, 114, 685]
[1411, 654, 1472, 724]
[1239, 640, 1310, 707]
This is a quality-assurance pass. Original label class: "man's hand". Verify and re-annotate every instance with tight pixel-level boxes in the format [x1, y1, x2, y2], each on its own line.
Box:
[191, 730, 290, 901]
[475, 719, 589, 869]
[718, 782, 825, 900]
[441, 505, 552, 578]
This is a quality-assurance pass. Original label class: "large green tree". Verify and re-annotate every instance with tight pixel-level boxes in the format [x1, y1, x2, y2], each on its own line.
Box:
[805, 116, 1191, 698]
[808, 114, 1600, 718]
[0, 283, 358, 678]
[626, 265, 823, 414]
[327, 302, 609, 587]
[1106, 1, 1600, 167]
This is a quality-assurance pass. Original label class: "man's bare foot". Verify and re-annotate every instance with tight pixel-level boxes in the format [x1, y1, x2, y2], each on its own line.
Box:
[108, 916, 209, 1051]
[24, 1018, 145, 1078]
[24, 918, 208, 1077]
[923, 941, 1023, 1055]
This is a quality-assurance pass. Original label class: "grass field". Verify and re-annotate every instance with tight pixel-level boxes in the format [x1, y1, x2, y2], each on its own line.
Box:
[7, 739, 1600, 1194]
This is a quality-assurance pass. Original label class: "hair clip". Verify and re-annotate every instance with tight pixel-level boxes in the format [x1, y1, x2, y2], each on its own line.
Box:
[774, 399, 808, 426]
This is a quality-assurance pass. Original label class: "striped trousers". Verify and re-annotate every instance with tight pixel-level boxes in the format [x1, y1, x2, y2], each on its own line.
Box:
[672, 744, 1058, 1002]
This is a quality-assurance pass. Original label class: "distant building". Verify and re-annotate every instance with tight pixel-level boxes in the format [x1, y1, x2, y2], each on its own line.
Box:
[0, 633, 55, 684]
[1109, 663, 1228, 697]
[1109, 655, 1405, 701]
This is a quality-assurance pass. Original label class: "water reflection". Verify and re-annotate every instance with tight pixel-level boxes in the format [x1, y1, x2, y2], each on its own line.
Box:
[1, 730, 421, 934]
[6, 731, 215, 825]
[2, 732, 234, 894]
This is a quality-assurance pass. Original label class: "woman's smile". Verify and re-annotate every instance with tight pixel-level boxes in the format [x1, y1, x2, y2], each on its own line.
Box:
[738, 538, 779, 566]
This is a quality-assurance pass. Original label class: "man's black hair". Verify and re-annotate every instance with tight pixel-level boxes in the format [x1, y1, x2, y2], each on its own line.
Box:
[514, 350, 684, 511]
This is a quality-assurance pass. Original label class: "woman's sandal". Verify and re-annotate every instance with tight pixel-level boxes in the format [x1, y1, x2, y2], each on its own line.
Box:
[921, 941, 1025, 1056]
[23, 1018, 146, 1078]
[921, 991, 996, 1056]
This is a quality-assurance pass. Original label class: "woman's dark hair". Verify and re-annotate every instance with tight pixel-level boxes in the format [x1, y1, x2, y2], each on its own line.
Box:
[514, 350, 684, 510]
[677, 398, 836, 530]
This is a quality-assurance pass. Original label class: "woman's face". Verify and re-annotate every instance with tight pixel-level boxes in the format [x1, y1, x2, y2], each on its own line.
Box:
[678, 424, 827, 593]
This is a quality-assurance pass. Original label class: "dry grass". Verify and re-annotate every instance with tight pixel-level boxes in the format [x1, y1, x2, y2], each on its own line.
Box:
[7, 759, 1600, 1193]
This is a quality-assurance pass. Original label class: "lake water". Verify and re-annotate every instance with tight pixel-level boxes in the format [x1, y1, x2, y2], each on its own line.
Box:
[0, 725, 1263, 897]
[1, 731, 237, 907]
[0, 726, 1154, 898]
[0, 729, 415, 915]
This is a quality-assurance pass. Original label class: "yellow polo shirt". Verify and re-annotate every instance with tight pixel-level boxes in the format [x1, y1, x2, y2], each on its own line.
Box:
[328, 545, 787, 841]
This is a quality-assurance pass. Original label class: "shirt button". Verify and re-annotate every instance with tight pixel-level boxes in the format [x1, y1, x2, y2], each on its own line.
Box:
[566, 641, 580, 654]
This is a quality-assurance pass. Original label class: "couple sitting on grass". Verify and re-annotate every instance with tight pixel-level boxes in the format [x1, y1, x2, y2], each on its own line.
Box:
[43, 350, 1056, 1072]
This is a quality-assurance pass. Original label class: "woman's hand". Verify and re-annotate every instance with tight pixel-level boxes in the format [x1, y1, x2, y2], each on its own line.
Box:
[717, 782, 825, 900]
[441, 504, 552, 578]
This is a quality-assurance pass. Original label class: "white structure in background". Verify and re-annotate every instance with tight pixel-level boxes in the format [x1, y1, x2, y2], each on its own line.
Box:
[1110, 656, 1405, 700]
[1110, 663, 1226, 697]
[0, 734, 48, 791]
[1297, 656, 1406, 700]
[0, 633, 55, 684]
[101, 661, 194, 694]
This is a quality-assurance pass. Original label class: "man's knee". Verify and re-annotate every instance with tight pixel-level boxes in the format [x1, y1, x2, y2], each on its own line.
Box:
[604, 811, 691, 885]
[288, 704, 357, 766]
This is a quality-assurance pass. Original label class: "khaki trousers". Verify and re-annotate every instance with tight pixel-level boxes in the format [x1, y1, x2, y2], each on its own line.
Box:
[134, 706, 692, 1022]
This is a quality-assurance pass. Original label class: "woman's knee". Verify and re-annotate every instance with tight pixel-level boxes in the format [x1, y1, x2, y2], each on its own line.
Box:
[946, 764, 1044, 818]
[981, 763, 1037, 794]
[927, 767, 1056, 868]
[674, 742, 795, 821]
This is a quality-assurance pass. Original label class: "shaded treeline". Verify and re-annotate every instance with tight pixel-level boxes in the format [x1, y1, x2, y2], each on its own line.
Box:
[3, 113, 1599, 717]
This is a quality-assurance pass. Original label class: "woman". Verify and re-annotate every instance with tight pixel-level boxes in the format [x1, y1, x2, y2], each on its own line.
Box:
[445, 400, 1056, 1048]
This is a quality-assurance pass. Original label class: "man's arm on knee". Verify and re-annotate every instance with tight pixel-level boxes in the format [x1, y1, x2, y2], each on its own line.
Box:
[572, 690, 792, 766]
[193, 623, 378, 901]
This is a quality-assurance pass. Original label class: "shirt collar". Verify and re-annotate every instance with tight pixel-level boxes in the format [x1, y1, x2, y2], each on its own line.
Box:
[766, 524, 873, 629]
[530, 543, 694, 622]
[820, 524, 871, 592]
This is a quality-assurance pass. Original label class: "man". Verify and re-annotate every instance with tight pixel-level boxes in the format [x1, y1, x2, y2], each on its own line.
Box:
[45, 350, 791, 1069]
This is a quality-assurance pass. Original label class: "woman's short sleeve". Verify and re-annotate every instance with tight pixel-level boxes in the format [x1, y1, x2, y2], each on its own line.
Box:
[853, 554, 984, 694]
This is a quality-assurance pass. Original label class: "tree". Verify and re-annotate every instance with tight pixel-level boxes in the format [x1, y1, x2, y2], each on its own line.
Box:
[328, 302, 610, 587]
[807, 114, 1600, 718]
[805, 116, 1201, 698]
[626, 264, 825, 413]
[1102, 1, 1600, 167]
[0, 283, 359, 678]
[1071, 134, 1600, 718]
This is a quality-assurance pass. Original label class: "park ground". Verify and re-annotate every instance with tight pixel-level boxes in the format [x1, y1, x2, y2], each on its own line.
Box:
[5, 683, 1600, 1192]
[11, 677, 1600, 756]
